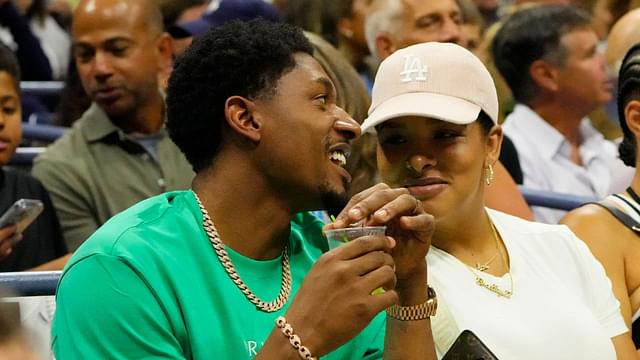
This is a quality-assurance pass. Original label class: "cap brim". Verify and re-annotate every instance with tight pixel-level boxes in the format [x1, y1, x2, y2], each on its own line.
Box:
[361, 92, 481, 133]
[168, 19, 212, 39]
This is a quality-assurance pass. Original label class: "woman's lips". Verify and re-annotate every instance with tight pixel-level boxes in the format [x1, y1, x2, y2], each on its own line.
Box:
[404, 179, 448, 198]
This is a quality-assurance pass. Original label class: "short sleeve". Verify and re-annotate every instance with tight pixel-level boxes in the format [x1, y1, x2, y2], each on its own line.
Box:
[52, 254, 185, 359]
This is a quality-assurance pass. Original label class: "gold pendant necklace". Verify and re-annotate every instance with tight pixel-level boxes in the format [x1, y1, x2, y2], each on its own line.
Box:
[466, 219, 513, 299]
[475, 250, 498, 272]
[194, 192, 291, 312]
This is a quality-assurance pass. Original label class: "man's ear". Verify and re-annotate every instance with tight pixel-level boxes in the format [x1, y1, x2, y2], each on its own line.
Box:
[224, 96, 262, 143]
[625, 100, 640, 138]
[529, 59, 559, 93]
[156, 32, 174, 76]
[375, 33, 396, 60]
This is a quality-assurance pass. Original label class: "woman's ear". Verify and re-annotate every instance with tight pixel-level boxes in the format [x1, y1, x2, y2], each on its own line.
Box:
[624, 100, 640, 138]
[224, 96, 262, 143]
[485, 125, 503, 167]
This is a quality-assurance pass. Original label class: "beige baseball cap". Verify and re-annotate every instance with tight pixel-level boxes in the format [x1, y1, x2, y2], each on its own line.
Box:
[361, 42, 499, 133]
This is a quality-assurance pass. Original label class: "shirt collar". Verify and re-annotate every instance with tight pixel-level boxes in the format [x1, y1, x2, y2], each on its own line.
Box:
[81, 103, 122, 142]
[81, 102, 168, 143]
[509, 104, 565, 160]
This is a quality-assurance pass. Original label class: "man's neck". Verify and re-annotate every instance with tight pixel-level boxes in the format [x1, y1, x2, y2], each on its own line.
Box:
[192, 154, 295, 260]
[528, 100, 587, 147]
[112, 94, 165, 134]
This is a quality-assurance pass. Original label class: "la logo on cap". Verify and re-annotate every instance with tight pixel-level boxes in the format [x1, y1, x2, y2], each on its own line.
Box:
[400, 55, 428, 83]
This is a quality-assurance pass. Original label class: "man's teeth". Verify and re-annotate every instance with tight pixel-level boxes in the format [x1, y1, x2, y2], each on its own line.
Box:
[329, 151, 346, 166]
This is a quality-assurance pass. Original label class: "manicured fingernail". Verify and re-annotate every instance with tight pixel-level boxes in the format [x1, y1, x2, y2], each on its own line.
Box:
[375, 208, 388, 220]
[349, 207, 363, 218]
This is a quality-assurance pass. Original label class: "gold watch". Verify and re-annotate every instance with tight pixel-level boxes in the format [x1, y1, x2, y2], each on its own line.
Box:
[386, 285, 437, 321]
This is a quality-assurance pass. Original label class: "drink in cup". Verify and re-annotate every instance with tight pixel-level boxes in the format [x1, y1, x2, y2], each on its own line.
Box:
[323, 226, 387, 250]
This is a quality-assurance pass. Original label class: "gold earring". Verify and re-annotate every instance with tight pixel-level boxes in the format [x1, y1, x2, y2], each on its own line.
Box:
[485, 164, 494, 186]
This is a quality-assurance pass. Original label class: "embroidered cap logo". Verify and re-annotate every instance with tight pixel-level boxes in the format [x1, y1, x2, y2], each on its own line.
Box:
[400, 55, 428, 83]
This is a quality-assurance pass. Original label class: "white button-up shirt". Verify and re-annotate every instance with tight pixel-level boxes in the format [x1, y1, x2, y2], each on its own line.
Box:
[503, 104, 634, 223]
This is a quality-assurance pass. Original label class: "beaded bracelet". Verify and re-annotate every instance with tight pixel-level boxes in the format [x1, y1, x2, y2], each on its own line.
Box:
[275, 316, 316, 360]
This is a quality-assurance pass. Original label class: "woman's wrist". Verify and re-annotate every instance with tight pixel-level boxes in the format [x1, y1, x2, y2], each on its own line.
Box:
[395, 266, 429, 306]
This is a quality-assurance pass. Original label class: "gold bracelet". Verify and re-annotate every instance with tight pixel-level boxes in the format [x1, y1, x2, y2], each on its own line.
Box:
[386, 285, 438, 321]
[275, 316, 316, 360]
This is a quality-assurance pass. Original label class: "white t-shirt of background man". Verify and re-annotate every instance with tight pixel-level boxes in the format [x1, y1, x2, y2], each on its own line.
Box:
[428, 209, 627, 360]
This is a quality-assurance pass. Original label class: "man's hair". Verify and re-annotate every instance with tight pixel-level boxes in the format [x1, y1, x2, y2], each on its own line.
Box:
[365, 0, 404, 59]
[166, 19, 314, 172]
[0, 43, 20, 91]
[618, 43, 640, 167]
[492, 5, 591, 104]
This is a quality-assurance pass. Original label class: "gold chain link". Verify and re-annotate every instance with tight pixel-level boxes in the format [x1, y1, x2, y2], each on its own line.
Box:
[194, 193, 291, 312]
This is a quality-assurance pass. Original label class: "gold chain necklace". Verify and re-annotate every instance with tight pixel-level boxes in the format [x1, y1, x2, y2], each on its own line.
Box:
[194, 193, 292, 312]
[475, 245, 499, 272]
[466, 220, 513, 299]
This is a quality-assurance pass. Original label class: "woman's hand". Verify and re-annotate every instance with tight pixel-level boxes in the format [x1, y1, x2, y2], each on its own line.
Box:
[325, 183, 434, 284]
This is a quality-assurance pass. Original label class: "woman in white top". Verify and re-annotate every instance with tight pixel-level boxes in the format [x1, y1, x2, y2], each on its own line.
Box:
[359, 41, 637, 359]
[562, 44, 640, 351]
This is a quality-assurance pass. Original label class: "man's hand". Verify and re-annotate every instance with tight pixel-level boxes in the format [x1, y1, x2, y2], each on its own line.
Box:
[0, 224, 21, 260]
[279, 234, 398, 357]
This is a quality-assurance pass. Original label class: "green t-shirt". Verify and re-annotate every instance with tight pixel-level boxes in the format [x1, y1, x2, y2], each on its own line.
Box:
[52, 190, 385, 359]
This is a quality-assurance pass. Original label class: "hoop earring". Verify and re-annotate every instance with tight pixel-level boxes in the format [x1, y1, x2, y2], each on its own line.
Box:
[405, 160, 422, 178]
[485, 164, 494, 186]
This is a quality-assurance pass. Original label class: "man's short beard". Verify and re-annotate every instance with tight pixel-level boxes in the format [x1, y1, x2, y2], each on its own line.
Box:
[318, 180, 349, 218]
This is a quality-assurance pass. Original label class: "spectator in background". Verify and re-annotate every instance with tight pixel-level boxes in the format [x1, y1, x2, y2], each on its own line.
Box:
[0, 43, 68, 272]
[365, 0, 533, 220]
[458, 0, 485, 55]
[32, 0, 193, 251]
[562, 43, 640, 349]
[168, 0, 281, 58]
[15, 0, 71, 80]
[493, 5, 634, 223]
[283, 0, 375, 90]
[0, 0, 52, 81]
[157, 0, 208, 30]
[365, 0, 463, 62]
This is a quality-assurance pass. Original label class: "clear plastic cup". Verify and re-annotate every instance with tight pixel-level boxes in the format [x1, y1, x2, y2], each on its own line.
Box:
[324, 226, 388, 295]
[323, 226, 387, 250]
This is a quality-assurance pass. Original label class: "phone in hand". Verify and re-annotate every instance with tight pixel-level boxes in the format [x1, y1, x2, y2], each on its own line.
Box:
[442, 329, 499, 360]
[0, 199, 44, 234]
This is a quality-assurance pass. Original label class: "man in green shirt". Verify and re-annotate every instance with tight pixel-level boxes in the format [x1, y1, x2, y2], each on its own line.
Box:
[32, 0, 194, 251]
[53, 18, 437, 359]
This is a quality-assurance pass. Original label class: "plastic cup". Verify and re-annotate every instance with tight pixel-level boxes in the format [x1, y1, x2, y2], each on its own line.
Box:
[324, 226, 388, 295]
[323, 226, 387, 250]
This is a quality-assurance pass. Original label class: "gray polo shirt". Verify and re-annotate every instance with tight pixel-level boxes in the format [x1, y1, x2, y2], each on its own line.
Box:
[32, 103, 194, 251]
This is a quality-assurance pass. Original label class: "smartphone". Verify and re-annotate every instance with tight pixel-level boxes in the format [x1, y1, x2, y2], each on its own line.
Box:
[0, 199, 44, 234]
[442, 329, 499, 360]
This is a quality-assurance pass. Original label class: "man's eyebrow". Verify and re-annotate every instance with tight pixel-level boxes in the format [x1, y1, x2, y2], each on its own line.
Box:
[314, 76, 337, 97]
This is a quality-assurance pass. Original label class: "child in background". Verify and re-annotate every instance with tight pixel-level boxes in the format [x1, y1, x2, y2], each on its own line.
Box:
[0, 42, 68, 271]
